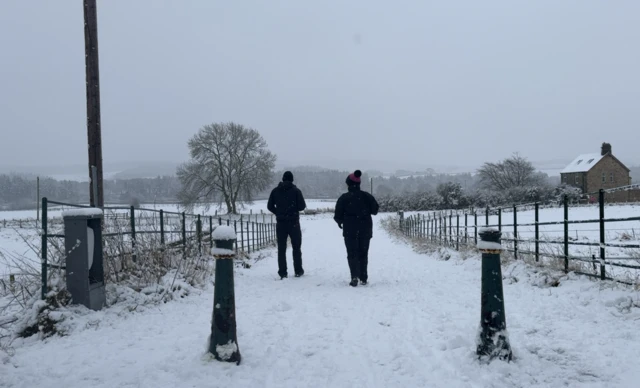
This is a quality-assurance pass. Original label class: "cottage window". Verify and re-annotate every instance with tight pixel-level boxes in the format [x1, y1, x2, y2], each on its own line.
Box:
[575, 175, 579, 184]
[576, 160, 583, 165]
[610, 173, 614, 183]
[602, 173, 606, 183]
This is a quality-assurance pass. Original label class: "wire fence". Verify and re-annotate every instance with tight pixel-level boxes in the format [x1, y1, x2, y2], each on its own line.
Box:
[398, 189, 640, 286]
[38, 198, 278, 298]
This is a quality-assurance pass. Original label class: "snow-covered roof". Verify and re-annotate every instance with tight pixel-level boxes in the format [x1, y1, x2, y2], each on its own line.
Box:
[560, 153, 604, 174]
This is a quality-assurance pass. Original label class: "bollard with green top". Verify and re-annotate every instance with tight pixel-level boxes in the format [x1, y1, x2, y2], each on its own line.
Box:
[476, 227, 512, 362]
[208, 225, 241, 365]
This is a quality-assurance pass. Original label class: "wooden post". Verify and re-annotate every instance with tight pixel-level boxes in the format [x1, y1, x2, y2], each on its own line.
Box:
[84, 0, 104, 208]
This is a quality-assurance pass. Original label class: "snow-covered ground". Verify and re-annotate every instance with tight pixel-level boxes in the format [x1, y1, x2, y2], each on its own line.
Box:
[2, 214, 640, 387]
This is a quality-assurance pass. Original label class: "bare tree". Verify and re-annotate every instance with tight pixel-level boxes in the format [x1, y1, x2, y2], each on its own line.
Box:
[177, 122, 276, 214]
[477, 153, 547, 191]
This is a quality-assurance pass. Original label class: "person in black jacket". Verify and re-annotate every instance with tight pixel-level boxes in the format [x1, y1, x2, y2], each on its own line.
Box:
[334, 170, 379, 287]
[267, 171, 307, 279]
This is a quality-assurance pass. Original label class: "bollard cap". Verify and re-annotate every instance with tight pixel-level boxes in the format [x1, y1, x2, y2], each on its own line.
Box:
[478, 227, 502, 253]
[212, 226, 237, 241]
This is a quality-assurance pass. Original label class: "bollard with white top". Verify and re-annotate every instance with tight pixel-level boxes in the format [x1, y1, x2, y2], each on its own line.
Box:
[208, 225, 241, 365]
[476, 227, 512, 362]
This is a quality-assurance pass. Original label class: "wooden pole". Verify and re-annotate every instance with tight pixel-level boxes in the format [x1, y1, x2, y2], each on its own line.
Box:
[84, 0, 104, 208]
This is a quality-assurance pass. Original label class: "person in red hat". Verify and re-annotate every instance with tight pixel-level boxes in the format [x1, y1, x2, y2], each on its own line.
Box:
[334, 170, 379, 287]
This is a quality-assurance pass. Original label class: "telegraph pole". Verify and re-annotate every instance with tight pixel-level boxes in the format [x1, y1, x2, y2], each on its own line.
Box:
[84, 0, 104, 207]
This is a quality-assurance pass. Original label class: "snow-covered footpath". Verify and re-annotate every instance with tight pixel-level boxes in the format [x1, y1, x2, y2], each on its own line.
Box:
[2, 214, 640, 387]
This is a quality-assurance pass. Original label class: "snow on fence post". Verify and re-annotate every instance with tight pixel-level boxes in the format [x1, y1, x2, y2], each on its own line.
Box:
[208, 226, 241, 365]
[563, 195, 569, 273]
[130, 206, 137, 263]
[599, 189, 606, 280]
[476, 227, 512, 363]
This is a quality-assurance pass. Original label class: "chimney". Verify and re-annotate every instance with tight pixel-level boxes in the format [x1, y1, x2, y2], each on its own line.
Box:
[601, 142, 611, 156]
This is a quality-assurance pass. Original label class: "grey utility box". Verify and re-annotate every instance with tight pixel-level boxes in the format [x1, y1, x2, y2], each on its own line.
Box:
[63, 209, 106, 311]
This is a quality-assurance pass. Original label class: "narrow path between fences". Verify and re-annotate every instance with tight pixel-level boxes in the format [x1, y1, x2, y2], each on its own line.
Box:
[2, 215, 640, 388]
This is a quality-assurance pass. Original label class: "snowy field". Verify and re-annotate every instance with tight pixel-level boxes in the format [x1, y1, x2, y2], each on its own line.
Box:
[2, 214, 640, 387]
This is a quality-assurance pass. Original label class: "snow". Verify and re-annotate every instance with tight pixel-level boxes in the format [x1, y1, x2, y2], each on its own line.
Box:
[211, 225, 237, 240]
[2, 214, 640, 387]
[560, 153, 604, 173]
[60, 208, 104, 218]
[476, 240, 503, 250]
[211, 247, 236, 256]
[215, 340, 239, 361]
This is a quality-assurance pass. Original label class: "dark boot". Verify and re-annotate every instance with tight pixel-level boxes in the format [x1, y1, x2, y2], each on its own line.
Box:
[350, 278, 358, 287]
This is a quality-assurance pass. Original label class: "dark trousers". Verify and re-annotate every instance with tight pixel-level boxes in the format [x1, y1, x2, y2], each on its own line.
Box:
[276, 220, 302, 276]
[344, 236, 371, 281]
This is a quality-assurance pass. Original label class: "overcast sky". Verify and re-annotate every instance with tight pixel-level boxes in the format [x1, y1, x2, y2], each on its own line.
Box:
[1, 0, 639, 173]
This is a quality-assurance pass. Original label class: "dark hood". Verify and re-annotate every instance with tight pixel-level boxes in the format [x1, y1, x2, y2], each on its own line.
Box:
[278, 181, 296, 190]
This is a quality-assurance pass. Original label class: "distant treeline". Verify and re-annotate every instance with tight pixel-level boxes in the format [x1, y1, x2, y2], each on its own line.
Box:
[0, 170, 483, 210]
[0, 174, 180, 210]
[5, 163, 631, 211]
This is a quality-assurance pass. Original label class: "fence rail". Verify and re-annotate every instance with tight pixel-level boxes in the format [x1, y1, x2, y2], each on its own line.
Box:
[398, 189, 640, 286]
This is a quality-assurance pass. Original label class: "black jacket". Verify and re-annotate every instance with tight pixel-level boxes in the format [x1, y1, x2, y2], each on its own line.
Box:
[334, 186, 379, 238]
[267, 182, 307, 222]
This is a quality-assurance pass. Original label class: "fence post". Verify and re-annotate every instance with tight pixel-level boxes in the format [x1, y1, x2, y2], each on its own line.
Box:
[197, 214, 202, 255]
[240, 216, 245, 253]
[41, 197, 48, 299]
[208, 226, 241, 365]
[130, 206, 137, 262]
[456, 213, 460, 251]
[534, 202, 539, 262]
[182, 212, 186, 255]
[449, 213, 453, 245]
[160, 209, 165, 250]
[476, 228, 512, 362]
[210, 216, 214, 249]
[252, 222, 256, 251]
[234, 220, 238, 253]
[563, 195, 569, 273]
[474, 212, 478, 245]
[498, 208, 502, 232]
[464, 213, 468, 245]
[513, 205, 518, 260]
[599, 189, 606, 280]
[485, 206, 489, 225]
